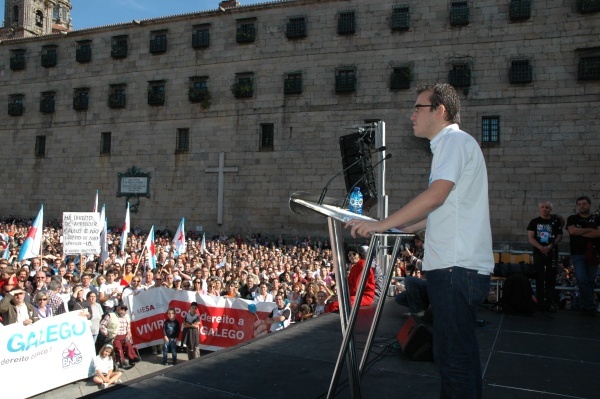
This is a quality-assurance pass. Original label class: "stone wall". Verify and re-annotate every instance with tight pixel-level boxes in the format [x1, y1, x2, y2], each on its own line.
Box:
[0, 0, 598, 245]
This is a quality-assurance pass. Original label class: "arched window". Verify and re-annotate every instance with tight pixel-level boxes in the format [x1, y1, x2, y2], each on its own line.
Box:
[35, 10, 44, 27]
[12, 6, 19, 25]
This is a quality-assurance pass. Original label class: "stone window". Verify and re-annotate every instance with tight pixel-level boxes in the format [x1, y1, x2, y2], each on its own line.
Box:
[192, 24, 210, 48]
[286, 16, 307, 39]
[260, 124, 274, 151]
[509, 59, 532, 84]
[148, 81, 166, 106]
[109, 84, 126, 108]
[76, 41, 92, 63]
[176, 128, 190, 152]
[236, 19, 256, 44]
[40, 92, 55, 113]
[391, 5, 410, 31]
[73, 88, 90, 111]
[111, 35, 128, 59]
[338, 11, 355, 35]
[335, 67, 357, 93]
[8, 95, 24, 116]
[390, 66, 412, 90]
[284, 72, 303, 95]
[482, 116, 500, 143]
[450, 2, 470, 26]
[35, 135, 46, 158]
[150, 30, 168, 54]
[10, 49, 26, 71]
[41, 45, 57, 68]
[448, 63, 471, 87]
[100, 132, 111, 155]
[232, 73, 254, 98]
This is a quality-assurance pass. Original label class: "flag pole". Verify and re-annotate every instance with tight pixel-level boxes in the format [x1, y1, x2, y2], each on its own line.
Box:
[133, 245, 147, 276]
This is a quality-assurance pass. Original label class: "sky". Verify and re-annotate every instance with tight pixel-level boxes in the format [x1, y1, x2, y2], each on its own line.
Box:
[2, 0, 255, 30]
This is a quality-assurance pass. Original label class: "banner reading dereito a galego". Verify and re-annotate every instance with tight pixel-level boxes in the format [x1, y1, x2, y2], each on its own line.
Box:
[127, 288, 276, 351]
[0, 311, 96, 399]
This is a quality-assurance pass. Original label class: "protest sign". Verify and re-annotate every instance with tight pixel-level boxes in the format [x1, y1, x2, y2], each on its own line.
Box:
[0, 311, 95, 399]
[62, 212, 101, 255]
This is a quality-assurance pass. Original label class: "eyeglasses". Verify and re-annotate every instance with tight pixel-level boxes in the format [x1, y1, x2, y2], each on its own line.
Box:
[194, 281, 202, 284]
[413, 104, 433, 113]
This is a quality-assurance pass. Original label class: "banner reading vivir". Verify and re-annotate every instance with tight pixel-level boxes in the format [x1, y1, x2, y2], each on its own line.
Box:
[0, 311, 96, 399]
[127, 288, 276, 351]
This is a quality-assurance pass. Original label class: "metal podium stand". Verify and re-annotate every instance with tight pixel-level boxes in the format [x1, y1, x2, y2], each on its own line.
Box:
[290, 192, 413, 398]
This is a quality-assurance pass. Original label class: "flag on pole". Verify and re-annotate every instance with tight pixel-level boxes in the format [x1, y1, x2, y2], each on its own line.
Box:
[200, 232, 207, 255]
[18, 205, 44, 261]
[172, 218, 186, 257]
[145, 226, 156, 270]
[99, 204, 109, 264]
[93, 190, 99, 213]
[2, 241, 9, 260]
[120, 202, 130, 253]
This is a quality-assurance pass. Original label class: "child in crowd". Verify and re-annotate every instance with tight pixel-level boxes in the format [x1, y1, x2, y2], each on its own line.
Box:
[313, 290, 327, 317]
[182, 302, 201, 360]
[162, 308, 181, 365]
[93, 344, 122, 389]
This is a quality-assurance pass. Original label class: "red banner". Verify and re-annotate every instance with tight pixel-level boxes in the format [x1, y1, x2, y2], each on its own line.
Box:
[126, 288, 276, 351]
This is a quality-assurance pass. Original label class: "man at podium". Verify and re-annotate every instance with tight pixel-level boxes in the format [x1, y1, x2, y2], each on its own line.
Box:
[347, 83, 493, 399]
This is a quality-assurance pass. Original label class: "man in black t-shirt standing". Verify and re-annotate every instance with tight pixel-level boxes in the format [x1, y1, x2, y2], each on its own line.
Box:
[566, 196, 600, 316]
[527, 201, 563, 311]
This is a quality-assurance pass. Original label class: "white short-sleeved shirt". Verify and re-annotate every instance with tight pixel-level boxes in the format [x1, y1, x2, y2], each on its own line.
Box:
[94, 354, 114, 375]
[423, 124, 494, 274]
[99, 282, 122, 308]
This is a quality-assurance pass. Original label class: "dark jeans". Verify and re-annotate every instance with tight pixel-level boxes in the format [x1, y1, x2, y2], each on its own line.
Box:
[427, 267, 490, 399]
[571, 254, 598, 312]
[532, 252, 557, 308]
[394, 276, 429, 313]
[163, 338, 177, 363]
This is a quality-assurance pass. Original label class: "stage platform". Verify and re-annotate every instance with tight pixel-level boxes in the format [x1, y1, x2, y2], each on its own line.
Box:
[38, 297, 599, 399]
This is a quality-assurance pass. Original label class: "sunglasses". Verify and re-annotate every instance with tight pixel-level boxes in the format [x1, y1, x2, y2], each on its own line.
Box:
[38, 298, 48, 301]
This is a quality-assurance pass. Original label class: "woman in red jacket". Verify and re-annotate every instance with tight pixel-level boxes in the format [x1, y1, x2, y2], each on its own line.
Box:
[326, 246, 375, 313]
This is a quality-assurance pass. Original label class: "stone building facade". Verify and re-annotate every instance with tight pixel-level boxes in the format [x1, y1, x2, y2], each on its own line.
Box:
[0, 0, 598, 245]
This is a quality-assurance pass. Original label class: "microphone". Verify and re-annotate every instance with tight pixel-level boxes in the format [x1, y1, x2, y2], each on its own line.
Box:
[342, 153, 392, 208]
[317, 147, 386, 205]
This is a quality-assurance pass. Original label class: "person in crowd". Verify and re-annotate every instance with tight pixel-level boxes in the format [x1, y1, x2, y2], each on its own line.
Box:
[0, 286, 39, 326]
[46, 278, 66, 316]
[287, 282, 303, 306]
[527, 200, 563, 312]
[87, 291, 104, 344]
[255, 283, 273, 302]
[347, 83, 493, 398]
[162, 308, 181, 365]
[99, 269, 122, 315]
[566, 195, 600, 316]
[99, 302, 140, 369]
[192, 278, 204, 296]
[206, 279, 219, 296]
[254, 294, 291, 336]
[122, 276, 146, 300]
[142, 270, 155, 289]
[224, 280, 240, 298]
[80, 273, 98, 297]
[326, 246, 375, 313]
[92, 344, 122, 389]
[33, 291, 53, 319]
[67, 285, 92, 319]
[240, 275, 259, 300]
[297, 303, 313, 322]
[182, 302, 201, 360]
[313, 291, 328, 317]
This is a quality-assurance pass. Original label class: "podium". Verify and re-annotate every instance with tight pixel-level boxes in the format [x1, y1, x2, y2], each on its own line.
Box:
[290, 192, 413, 398]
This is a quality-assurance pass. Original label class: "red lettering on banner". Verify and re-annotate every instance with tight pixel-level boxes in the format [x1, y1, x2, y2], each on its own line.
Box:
[131, 313, 165, 343]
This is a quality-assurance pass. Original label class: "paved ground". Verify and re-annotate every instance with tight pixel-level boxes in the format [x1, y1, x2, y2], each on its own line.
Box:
[31, 347, 194, 399]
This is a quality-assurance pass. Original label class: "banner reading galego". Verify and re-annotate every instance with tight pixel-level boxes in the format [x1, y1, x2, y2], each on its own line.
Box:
[0, 311, 96, 399]
[127, 288, 276, 351]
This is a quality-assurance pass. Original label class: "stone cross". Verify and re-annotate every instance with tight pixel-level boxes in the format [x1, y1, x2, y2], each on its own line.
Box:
[205, 152, 239, 225]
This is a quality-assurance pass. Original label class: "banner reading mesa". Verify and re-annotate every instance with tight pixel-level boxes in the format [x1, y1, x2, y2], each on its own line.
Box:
[126, 288, 277, 351]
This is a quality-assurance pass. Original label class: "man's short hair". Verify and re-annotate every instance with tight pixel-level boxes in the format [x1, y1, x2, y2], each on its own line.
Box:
[576, 196, 591, 205]
[48, 279, 62, 292]
[416, 83, 461, 124]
